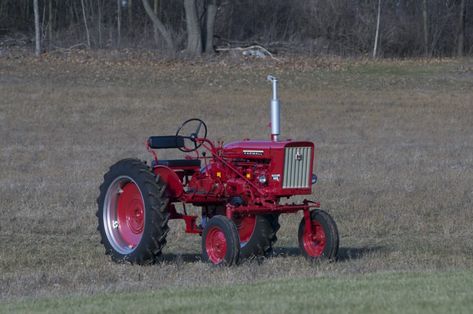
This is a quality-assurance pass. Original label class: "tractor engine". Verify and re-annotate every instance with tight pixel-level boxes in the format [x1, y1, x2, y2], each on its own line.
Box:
[187, 75, 316, 206]
[187, 139, 315, 207]
[222, 140, 315, 201]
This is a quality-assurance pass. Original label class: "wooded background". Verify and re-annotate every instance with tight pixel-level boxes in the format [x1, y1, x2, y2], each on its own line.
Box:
[0, 0, 470, 57]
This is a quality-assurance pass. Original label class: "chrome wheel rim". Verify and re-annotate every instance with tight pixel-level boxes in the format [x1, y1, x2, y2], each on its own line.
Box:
[103, 176, 145, 255]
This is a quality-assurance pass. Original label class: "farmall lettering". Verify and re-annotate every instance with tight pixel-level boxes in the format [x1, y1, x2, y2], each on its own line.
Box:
[97, 75, 340, 266]
[243, 150, 264, 156]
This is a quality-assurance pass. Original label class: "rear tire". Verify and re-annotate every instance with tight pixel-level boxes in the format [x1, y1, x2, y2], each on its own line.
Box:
[298, 210, 339, 261]
[234, 214, 279, 259]
[263, 213, 280, 255]
[97, 158, 170, 264]
[202, 216, 240, 266]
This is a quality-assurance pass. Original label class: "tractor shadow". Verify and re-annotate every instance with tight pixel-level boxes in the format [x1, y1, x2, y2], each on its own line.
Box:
[273, 245, 386, 261]
[161, 246, 386, 264]
[162, 253, 202, 263]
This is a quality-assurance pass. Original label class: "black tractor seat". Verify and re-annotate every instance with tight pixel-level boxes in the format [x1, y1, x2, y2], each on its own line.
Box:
[152, 159, 201, 168]
[148, 136, 185, 149]
[148, 136, 201, 169]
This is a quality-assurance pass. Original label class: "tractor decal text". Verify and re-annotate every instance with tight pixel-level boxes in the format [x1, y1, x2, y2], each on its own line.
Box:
[243, 150, 264, 156]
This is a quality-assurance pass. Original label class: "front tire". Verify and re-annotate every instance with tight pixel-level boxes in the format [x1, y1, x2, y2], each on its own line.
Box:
[202, 215, 240, 266]
[211, 205, 280, 260]
[97, 158, 170, 264]
[298, 210, 339, 261]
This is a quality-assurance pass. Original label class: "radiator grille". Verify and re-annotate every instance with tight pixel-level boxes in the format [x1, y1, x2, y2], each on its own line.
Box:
[282, 146, 312, 188]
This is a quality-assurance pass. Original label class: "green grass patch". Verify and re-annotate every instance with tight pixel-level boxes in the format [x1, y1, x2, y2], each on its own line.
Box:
[3, 271, 473, 314]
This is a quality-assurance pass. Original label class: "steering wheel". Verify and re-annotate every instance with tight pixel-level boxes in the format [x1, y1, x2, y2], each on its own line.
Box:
[176, 118, 208, 152]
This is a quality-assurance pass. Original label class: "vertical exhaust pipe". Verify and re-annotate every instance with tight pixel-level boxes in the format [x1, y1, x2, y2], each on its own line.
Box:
[267, 75, 280, 141]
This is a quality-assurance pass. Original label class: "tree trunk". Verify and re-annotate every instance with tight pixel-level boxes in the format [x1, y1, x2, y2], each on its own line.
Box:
[128, 0, 133, 30]
[373, 0, 381, 58]
[204, 0, 217, 54]
[81, 0, 91, 48]
[25, 0, 30, 22]
[41, 3, 46, 40]
[142, 0, 175, 51]
[97, 0, 102, 48]
[48, 0, 53, 51]
[184, 0, 202, 56]
[34, 0, 41, 56]
[117, 0, 121, 48]
[153, 0, 159, 46]
[457, 0, 465, 57]
[422, 0, 429, 56]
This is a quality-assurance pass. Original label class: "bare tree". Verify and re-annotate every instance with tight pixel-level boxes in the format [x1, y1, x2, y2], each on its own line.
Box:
[128, 0, 133, 30]
[205, 0, 217, 54]
[48, 0, 53, 50]
[184, 0, 201, 56]
[152, 0, 159, 46]
[34, 0, 41, 56]
[80, 0, 91, 48]
[457, 0, 466, 57]
[373, 0, 381, 58]
[97, 0, 103, 48]
[117, 0, 121, 47]
[422, 0, 429, 56]
[142, 0, 175, 51]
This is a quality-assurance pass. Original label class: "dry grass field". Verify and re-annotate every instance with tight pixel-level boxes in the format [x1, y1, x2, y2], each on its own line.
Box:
[1, 52, 473, 308]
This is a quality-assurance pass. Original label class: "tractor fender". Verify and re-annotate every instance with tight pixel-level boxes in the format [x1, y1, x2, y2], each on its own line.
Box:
[153, 165, 183, 199]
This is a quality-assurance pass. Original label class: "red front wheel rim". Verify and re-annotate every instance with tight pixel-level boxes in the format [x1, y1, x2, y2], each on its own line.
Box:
[302, 220, 326, 257]
[205, 226, 227, 264]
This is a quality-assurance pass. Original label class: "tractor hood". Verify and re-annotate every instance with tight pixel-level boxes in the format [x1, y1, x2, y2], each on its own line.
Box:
[223, 140, 314, 159]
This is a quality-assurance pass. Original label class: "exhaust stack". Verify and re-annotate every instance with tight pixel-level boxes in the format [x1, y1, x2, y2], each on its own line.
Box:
[267, 75, 280, 141]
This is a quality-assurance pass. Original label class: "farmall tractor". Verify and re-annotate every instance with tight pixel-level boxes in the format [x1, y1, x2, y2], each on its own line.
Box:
[97, 76, 339, 265]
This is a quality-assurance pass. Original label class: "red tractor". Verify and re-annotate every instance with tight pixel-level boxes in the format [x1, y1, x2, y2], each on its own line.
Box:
[97, 76, 339, 265]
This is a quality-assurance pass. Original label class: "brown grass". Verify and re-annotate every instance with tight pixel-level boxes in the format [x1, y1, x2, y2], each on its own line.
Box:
[1, 53, 473, 301]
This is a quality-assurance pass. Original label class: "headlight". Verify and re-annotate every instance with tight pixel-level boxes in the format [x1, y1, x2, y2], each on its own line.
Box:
[311, 174, 318, 185]
[258, 175, 267, 184]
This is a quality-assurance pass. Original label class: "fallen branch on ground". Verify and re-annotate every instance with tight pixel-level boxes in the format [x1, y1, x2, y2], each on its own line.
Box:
[216, 45, 281, 62]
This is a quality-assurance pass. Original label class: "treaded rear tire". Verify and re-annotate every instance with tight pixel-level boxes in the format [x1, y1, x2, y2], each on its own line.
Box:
[237, 214, 280, 260]
[262, 214, 280, 257]
[97, 158, 170, 265]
